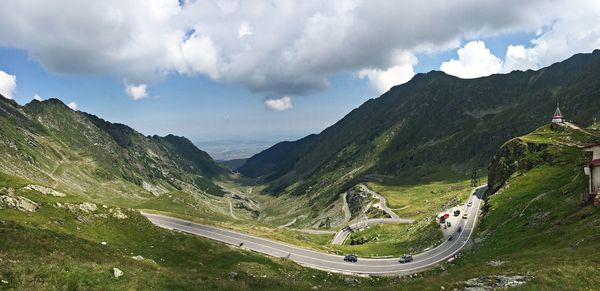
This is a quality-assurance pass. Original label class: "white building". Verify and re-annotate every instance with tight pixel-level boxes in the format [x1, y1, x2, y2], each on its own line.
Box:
[583, 143, 600, 205]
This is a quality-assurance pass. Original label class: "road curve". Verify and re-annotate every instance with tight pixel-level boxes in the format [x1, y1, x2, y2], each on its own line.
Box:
[330, 184, 413, 245]
[142, 186, 486, 276]
[358, 184, 400, 219]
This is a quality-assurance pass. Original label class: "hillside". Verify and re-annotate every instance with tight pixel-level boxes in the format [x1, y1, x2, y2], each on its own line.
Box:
[240, 50, 600, 209]
[443, 123, 600, 288]
[0, 96, 228, 200]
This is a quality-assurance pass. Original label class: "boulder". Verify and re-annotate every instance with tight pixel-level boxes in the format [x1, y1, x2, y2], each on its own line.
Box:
[110, 208, 128, 219]
[112, 267, 124, 278]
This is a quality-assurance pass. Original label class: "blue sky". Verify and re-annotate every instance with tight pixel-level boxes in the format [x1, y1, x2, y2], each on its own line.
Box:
[0, 0, 598, 149]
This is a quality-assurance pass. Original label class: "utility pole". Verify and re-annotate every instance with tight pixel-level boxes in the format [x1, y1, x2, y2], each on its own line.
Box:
[470, 168, 480, 187]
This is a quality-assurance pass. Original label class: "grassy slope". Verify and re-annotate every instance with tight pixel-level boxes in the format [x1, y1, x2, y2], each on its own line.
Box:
[1, 182, 393, 290]
[391, 124, 600, 289]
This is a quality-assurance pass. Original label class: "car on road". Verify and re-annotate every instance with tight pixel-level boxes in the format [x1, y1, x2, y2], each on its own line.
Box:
[439, 216, 446, 223]
[344, 254, 358, 263]
[443, 213, 450, 219]
[462, 213, 468, 219]
[446, 221, 451, 227]
[398, 255, 413, 263]
[457, 226, 462, 232]
[448, 236, 453, 241]
[453, 210, 460, 216]
[467, 201, 473, 207]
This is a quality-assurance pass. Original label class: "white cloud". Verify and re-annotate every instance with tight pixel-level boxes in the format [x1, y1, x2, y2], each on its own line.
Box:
[265, 96, 293, 111]
[67, 102, 78, 110]
[440, 41, 503, 79]
[125, 83, 148, 100]
[0, 70, 16, 99]
[0, 0, 597, 98]
[33, 94, 42, 101]
[502, 5, 600, 72]
[180, 32, 219, 79]
[238, 22, 253, 39]
[357, 52, 417, 93]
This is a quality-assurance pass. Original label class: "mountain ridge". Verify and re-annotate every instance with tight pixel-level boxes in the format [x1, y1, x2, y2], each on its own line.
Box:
[0, 95, 228, 199]
[240, 50, 600, 208]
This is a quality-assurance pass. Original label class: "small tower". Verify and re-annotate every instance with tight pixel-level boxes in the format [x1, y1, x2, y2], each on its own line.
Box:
[552, 103, 565, 123]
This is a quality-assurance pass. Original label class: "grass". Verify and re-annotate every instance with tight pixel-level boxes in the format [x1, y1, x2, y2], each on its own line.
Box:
[0, 205, 383, 290]
[338, 220, 443, 257]
[368, 178, 476, 220]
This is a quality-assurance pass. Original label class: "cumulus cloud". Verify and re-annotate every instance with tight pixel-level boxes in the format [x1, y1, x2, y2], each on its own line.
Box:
[265, 96, 293, 111]
[0, 70, 16, 99]
[67, 102, 78, 110]
[0, 0, 597, 98]
[33, 94, 42, 101]
[125, 83, 148, 100]
[357, 52, 417, 93]
[440, 41, 503, 79]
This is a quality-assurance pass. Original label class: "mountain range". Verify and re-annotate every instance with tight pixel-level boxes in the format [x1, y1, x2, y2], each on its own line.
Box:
[239, 49, 600, 208]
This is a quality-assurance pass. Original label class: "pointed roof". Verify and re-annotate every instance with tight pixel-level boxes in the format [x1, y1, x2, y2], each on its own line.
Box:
[553, 104, 564, 118]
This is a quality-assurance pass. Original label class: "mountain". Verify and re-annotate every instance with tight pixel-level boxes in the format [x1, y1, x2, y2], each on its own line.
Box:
[0, 96, 228, 199]
[240, 50, 600, 205]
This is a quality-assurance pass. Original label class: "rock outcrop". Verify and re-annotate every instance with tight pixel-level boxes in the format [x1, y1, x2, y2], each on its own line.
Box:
[0, 195, 40, 212]
[23, 185, 66, 197]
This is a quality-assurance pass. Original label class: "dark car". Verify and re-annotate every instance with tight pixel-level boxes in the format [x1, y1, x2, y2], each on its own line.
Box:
[399, 255, 413, 263]
[344, 254, 358, 263]
[454, 210, 461, 216]
[457, 226, 462, 233]
[439, 216, 446, 223]
[448, 236, 453, 241]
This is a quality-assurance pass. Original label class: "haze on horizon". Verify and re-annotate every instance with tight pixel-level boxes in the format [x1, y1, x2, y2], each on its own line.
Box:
[0, 0, 599, 159]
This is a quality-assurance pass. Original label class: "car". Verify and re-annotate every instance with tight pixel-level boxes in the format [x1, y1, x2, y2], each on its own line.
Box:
[462, 213, 468, 219]
[467, 201, 473, 207]
[443, 213, 450, 219]
[446, 221, 452, 227]
[457, 226, 462, 232]
[344, 254, 358, 263]
[439, 216, 446, 223]
[448, 236, 453, 241]
[453, 210, 461, 216]
[399, 255, 413, 263]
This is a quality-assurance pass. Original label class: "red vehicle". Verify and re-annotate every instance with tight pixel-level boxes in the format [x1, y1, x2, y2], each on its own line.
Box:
[443, 213, 450, 219]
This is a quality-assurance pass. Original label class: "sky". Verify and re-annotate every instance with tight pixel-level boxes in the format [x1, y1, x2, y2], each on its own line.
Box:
[0, 0, 599, 147]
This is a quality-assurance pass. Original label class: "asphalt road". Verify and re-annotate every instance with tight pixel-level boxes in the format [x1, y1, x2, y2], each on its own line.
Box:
[331, 184, 414, 245]
[358, 184, 400, 219]
[143, 186, 486, 276]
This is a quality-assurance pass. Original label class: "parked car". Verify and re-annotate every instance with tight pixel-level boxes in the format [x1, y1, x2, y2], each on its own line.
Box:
[446, 221, 451, 227]
[399, 255, 413, 263]
[439, 216, 446, 223]
[462, 213, 468, 219]
[467, 201, 473, 207]
[448, 236, 453, 241]
[457, 226, 462, 232]
[344, 254, 358, 263]
[453, 210, 461, 216]
[443, 213, 450, 219]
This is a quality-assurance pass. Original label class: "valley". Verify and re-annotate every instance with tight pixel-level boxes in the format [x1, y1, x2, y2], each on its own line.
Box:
[1, 50, 600, 290]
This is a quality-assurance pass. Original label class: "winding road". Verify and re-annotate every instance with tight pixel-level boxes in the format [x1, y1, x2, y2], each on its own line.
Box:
[330, 184, 413, 245]
[143, 186, 486, 275]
